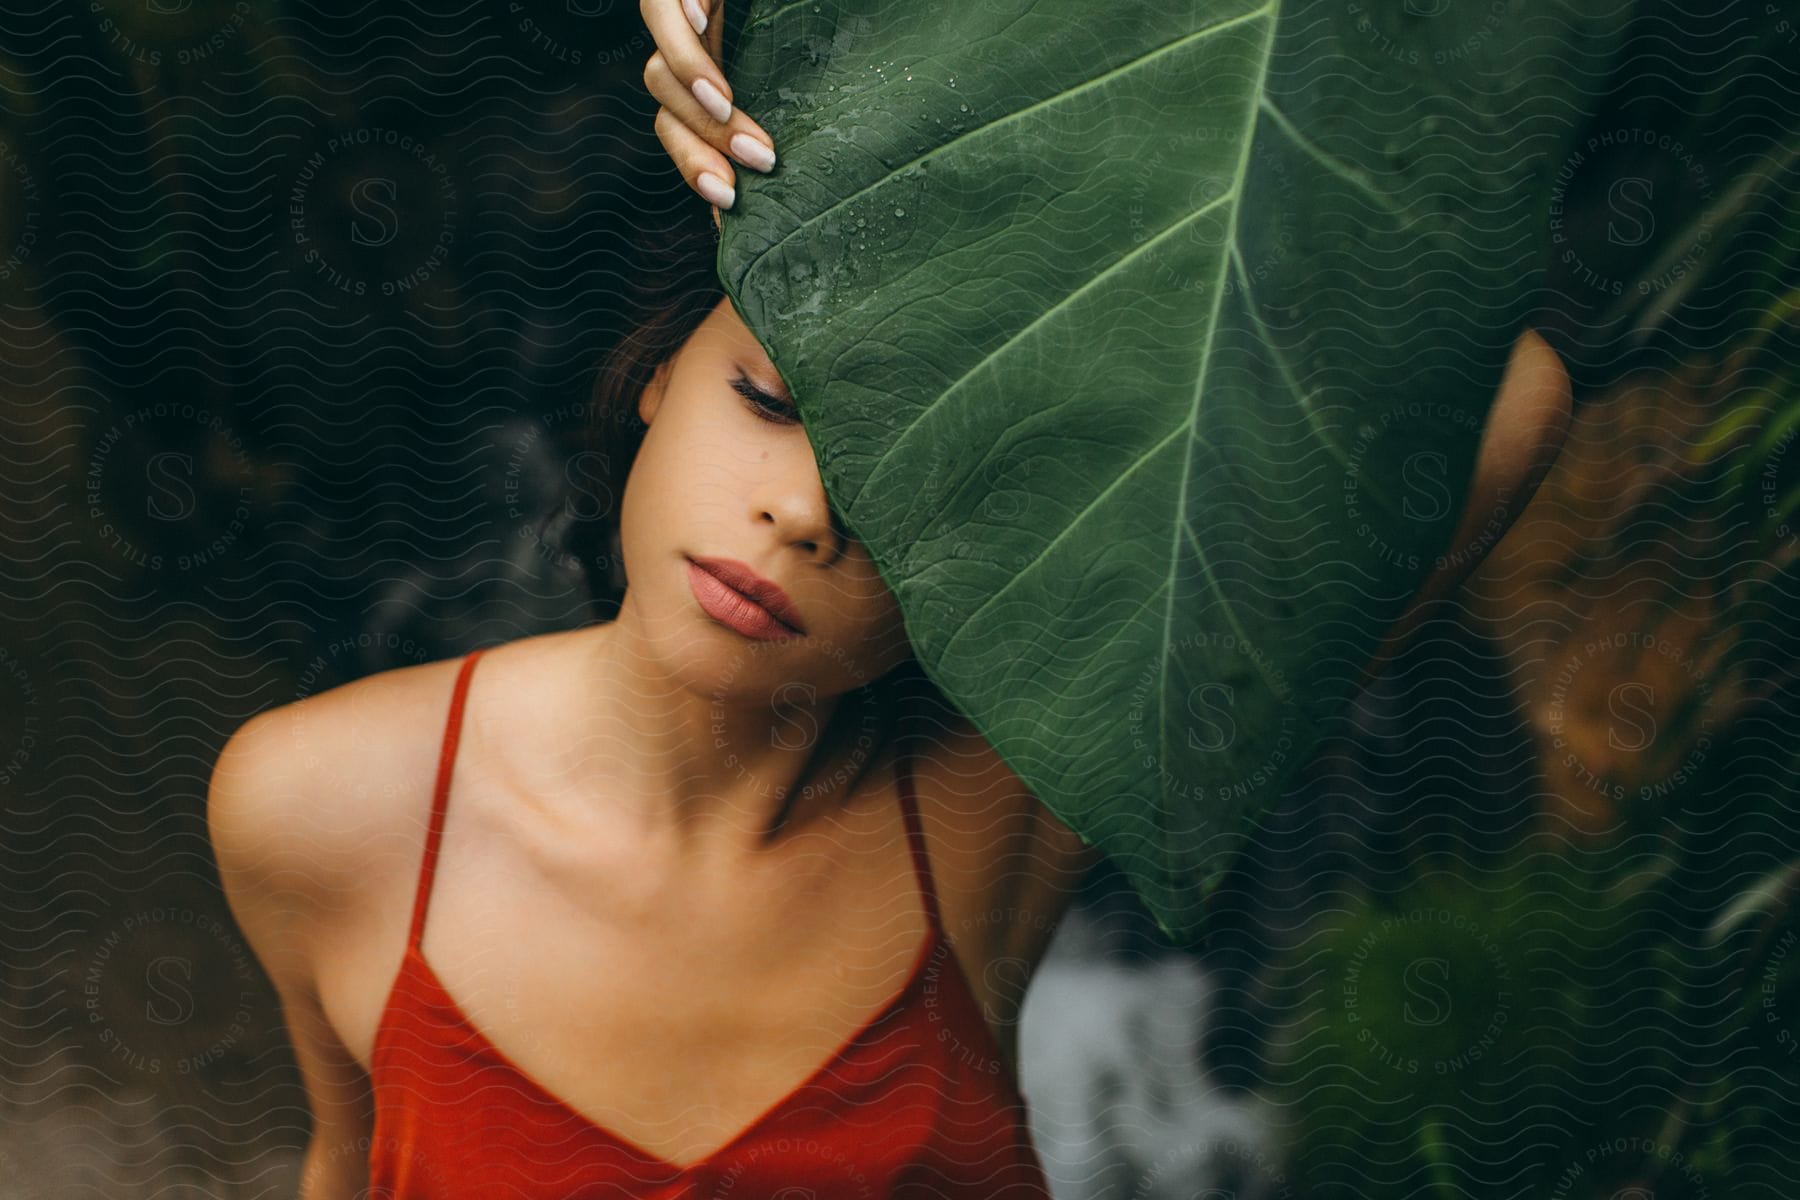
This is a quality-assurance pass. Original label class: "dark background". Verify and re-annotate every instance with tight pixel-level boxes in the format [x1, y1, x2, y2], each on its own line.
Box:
[1, 1, 1797, 1197]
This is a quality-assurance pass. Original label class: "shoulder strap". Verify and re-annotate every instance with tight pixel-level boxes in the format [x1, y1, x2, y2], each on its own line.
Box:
[405, 647, 486, 951]
[895, 743, 943, 933]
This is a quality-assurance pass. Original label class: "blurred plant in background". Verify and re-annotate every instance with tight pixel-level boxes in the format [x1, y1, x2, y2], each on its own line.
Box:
[1246, 100, 1800, 1198]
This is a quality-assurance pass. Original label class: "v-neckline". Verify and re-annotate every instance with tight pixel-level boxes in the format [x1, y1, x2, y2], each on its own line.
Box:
[389, 920, 942, 1174]
[374, 657, 984, 1174]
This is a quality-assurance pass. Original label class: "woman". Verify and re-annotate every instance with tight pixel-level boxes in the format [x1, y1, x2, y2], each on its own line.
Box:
[207, 3, 1574, 1195]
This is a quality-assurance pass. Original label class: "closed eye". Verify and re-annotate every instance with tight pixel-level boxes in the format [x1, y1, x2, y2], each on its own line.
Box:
[732, 371, 799, 425]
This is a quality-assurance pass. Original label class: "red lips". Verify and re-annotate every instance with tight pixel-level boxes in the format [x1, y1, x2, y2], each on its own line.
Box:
[686, 555, 808, 635]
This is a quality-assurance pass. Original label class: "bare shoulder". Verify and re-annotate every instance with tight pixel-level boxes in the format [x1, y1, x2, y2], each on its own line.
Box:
[907, 697, 1100, 863]
[207, 646, 505, 1189]
[206, 649, 471, 977]
[207, 629, 593, 964]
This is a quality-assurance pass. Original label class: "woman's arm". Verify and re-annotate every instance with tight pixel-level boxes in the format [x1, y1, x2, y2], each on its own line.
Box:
[1358, 327, 1573, 685]
[208, 713, 375, 1200]
[641, 0, 778, 217]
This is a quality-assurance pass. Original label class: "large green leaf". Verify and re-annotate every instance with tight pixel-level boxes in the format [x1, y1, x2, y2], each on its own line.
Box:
[716, 0, 1626, 947]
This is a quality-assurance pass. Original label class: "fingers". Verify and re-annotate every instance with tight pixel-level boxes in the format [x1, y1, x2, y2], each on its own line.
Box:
[682, 0, 708, 39]
[640, 0, 723, 64]
[678, 0, 726, 63]
[640, 0, 777, 207]
[644, 50, 777, 183]
[654, 105, 740, 210]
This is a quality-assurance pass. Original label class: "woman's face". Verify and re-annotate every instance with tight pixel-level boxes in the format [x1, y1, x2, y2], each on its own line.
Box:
[617, 294, 913, 700]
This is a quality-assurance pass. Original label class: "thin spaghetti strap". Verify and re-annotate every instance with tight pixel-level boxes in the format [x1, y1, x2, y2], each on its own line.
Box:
[895, 743, 943, 933]
[404, 647, 486, 952]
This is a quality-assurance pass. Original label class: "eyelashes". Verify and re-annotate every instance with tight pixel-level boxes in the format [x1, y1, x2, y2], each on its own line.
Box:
[731, 371, 799, 425]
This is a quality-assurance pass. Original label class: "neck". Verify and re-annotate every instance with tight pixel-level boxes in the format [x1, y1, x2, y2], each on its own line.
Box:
[572, 589, 891, 859]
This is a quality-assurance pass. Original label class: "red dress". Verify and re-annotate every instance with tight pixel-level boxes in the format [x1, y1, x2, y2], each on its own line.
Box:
[365, 646, 1056, 1197]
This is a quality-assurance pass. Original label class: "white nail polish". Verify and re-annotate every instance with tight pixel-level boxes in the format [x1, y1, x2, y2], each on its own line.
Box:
[730, 133, 776, 173]
[691, 76, 732, 124]
[695, 171, 735, 209]
[682, 0, 707, 36]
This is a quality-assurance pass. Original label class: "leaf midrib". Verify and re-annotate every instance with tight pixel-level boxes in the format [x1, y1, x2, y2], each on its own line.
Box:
[856, 186, 1240, 510]
[740, 2, 1276, 298]
[1160, 0, 1282, 792]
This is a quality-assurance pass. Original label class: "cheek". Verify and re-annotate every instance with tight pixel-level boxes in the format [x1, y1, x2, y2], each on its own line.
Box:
[626, 412, 740, 529]
[680, 419, 769, 504]
[617, 427, 693, 567]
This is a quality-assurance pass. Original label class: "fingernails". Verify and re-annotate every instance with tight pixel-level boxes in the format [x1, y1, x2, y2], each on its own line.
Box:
[691, 76, 732, 124]
[729, 133, 776, 173]
[695, 171, 735, 209]
[682, 0, 707, 36]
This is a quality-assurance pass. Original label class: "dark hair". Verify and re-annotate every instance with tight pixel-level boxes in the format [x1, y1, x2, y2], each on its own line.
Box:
[560, 205, 725, 620]
[558, 203, 956, 827]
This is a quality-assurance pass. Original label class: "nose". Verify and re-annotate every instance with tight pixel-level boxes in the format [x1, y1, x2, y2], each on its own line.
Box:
[755, 484, 846, 567]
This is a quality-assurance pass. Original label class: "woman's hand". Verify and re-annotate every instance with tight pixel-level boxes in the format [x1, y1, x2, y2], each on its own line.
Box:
[640, 0, 778, 226]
